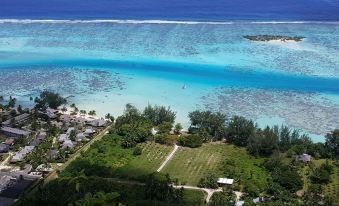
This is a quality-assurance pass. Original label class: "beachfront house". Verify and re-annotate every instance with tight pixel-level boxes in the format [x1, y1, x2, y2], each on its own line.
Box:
[295, 153, 312, 162]
[0, 126, 30, 138]
[217, 178, 234, 186]
[87, 119, 106, 127]
[45, 108, 59, 118]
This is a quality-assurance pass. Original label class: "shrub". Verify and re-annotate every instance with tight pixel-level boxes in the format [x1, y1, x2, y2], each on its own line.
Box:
[197, 174, 218, 189]
[133, 146, 142, 156]
[178, 135, 203, 148]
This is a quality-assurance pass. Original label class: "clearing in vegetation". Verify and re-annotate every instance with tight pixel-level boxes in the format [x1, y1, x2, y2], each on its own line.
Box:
[162, 143, 268, 188]
[63, 135, 173, 180]
[117, 141, 173, 178]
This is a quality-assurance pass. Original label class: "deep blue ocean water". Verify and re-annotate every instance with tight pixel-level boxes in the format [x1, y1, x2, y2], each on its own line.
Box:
[1, 0, 339, 21]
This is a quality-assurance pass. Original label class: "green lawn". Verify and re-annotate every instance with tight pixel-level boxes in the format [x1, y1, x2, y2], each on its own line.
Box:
[162, 143, 226, 185]
[162, 143, 268, 189]
[116, 141, 173, 179]
[63, 135, 173, 180]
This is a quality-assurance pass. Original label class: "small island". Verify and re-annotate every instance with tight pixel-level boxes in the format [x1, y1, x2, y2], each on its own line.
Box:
[244, 35, 304, 42]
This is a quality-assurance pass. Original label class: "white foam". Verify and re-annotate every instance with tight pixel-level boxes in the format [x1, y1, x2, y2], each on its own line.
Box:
[250, 21, 339, 24]
[0, 19, 234, 25]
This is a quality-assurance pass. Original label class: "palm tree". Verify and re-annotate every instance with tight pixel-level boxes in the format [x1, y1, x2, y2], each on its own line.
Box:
[67, 170, 88, 193]
[88, 110, 96, 116]
[61, 106, 67, 113]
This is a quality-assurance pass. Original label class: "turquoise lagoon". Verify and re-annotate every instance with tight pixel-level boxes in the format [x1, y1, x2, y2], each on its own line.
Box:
[0, 21, 339, 142]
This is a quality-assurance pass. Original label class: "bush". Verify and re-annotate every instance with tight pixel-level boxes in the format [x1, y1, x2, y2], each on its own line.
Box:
[133, 147, 142, 156]
[310, 162, 334, 184]
[155, 134, 174, 145]
[243, 181, 260, 197]
[178, 135, 203, 148]
[197, 174, 218, 189]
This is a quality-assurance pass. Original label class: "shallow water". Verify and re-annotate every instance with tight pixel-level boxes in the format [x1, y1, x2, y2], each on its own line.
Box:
[0, 21, 339, 142]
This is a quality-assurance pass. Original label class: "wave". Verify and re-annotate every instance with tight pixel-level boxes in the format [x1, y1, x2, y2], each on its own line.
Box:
[0, 19, 233, 25]
[250, 21, 339, 24]
[1, 19, 339, 25]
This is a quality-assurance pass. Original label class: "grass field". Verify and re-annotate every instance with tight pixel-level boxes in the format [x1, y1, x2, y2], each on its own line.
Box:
[116, 141, 173, 179]
[162, 143, 226, 185]
[63, 135, 173, 180]
[162, 143, 268, 188]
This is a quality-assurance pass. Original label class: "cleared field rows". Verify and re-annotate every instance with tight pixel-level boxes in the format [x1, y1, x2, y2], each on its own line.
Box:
[117, 142, 173, 178]
[162, 144, 227, 185]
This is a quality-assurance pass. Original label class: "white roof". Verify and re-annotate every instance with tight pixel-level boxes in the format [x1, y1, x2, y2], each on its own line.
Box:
[58, 134, 68, 142]
[217, 178, 234, 185]
[151, 128, 158, 135]
[84, 128, 95, 134]
[62, 140, 74, 149]
[67, 127, 75, 134]
[236, 201, 244, 206]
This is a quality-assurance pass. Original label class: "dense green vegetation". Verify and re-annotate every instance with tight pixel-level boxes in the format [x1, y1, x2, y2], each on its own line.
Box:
[34, 90, 67, 109]
[16, 176, 204, 206]
[15, 106, 338, 205]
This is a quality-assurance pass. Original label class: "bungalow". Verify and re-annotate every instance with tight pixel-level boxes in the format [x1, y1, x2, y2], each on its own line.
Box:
[48, 149, 59, 160]
[45, 108, 59, 118]
[2, 113, 30, 126]
[59, 114, 73, 123]
[1, 126, 30, 138]
[76, 133, 87, 142]
[66, 127, 75, 135]
[0, 143, 9, 153]
[295, 154, 312, 162]
[36, 131, 47, 140]
[87, 119, 106, 127]
[30, 138, 42, 146]
[74, 117, 88, 124]
[4, 138, 14, 146]
[51, 121, 63, 129]
[84, 128, 95, 136]
[58, 134, 68, 142]
[36, 164, 53, 172]
[62, 140, 75, 150]
[217, 178, 234, 186]
[11, 146, 35, 162]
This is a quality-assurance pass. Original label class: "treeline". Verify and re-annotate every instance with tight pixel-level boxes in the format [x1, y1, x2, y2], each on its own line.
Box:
[113, 104, 176, 148]
[181, 110, 338, 159]
[16, 173, 187, 206]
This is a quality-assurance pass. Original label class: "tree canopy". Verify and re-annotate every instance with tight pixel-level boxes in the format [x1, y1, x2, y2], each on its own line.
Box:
[34, 91, 67, 109]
